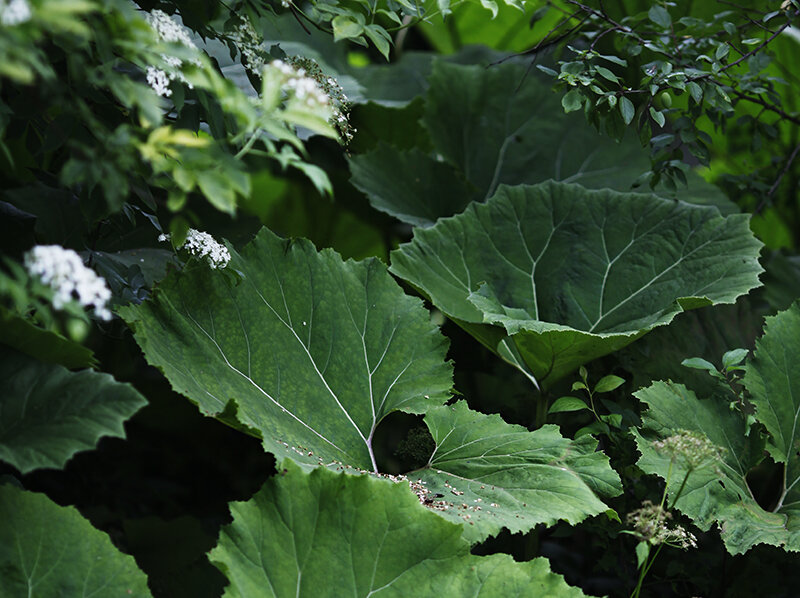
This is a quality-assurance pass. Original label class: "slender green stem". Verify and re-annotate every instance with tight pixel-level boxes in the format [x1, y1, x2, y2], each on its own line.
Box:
[668, 467, 692, 510]
[658, 459, 674, 513]
[234, 129, 260, 159]
[631, 553, 648, 598]
[532, 389, 549, 429]
[631, 544, 665, 598]
[630, 460, 676, 598]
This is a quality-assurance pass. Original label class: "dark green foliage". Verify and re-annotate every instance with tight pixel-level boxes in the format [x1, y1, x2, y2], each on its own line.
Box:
[1, 1, 799, 597]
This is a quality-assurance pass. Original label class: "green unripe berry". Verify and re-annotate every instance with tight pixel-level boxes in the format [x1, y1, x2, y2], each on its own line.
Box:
[66, 317, 90, 343]
[660, 91, 673, 108]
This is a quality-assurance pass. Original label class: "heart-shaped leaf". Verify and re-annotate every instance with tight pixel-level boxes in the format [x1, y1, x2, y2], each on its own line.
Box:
[0, 484, 151, 596]
[0, 345, 147, 473]
[120, 227, 453, 472]
[209, 461, 589, 597]
[390, 181, 763, 388]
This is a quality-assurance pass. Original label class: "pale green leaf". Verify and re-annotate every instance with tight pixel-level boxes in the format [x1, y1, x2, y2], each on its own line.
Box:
[412, 401, 620, 542]
[722, 348, 749, 369]
[209, 461, 589, 597]
[650, 106, 666, 127]
[390, 181, 763, 388]
[332, 15, 364, 41]
[619, 96, 635, 124]
[594, 375, 625, 393]
[363, 24, 391, 60]
[0, 484, 151, 596]
[594, 66, 619, 84]
[549, 396, 590, 413]
[479, 0, 499, 17]
[0, 346, 147, 474]
[120, 227, 453, 472]
[687, 81, 703, 103]
[681, 357, 720, 374]
[562, 89, 583, 113]
[635, 541, 650, 568]
[196, 169, 238, 215]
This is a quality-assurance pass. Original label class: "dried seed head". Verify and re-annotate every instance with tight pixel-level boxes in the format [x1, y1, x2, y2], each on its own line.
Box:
[652, 429, 724, 469]
[626, 500, 697, 549]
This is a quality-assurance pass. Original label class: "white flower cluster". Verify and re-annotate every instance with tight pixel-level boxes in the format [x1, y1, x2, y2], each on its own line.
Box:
[0, 0, 31, 26]
[145, 9, 199, 97]
[158, 229, 230, 269]
[229, 16, 267, 76]
[24, 245, 112, 320]
[268, 60, 330, 109]
[627, 500, 698, 549]
[287, 57, 354, 144]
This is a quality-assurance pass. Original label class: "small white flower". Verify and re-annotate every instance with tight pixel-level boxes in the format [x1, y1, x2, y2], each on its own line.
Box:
[146, 66, 172, 97]
[159, 229, 230, 269]
[24, 245, 112, 320]
[146, 10, 197, 49]
[0, 0, 32, 26]
[144, 9, 199, 96]
[229, 16, 267, 75]
[267, 60, 330, 108]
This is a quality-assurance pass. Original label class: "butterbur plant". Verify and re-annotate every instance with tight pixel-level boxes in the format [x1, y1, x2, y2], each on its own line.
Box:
[626, 430, 723, 597]
[3, 2, 800, 598]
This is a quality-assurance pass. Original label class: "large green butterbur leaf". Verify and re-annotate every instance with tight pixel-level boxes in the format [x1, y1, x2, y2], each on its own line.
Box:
[743, 303, 800, 489]
[210, 461, 588, 598]
[412, 401, 621, 542]
[348, 145, 474, 228]
[390, 181, 763, 388]
[634, 305, 800, 554]
[632, 379, 800, 554]
[0, 346, 147, 473]
[120, 228, 453, 472]
[349, 61, 737, 228]
[0, 484, 151, 596]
